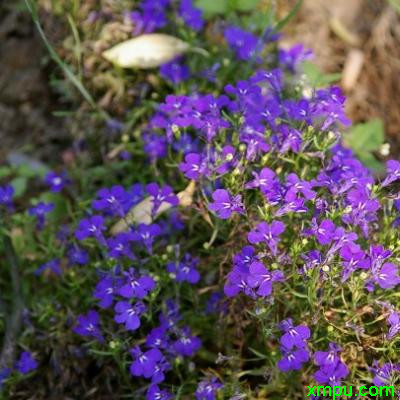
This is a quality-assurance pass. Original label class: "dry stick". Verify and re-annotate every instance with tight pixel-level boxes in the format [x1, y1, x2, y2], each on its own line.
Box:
[0, 235, 23, 369]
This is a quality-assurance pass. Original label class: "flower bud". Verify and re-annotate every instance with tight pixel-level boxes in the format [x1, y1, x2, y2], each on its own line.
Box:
[102, 34, 190, 69]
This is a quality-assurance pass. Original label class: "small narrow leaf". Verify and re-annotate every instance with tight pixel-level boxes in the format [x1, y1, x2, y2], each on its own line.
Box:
[274, 0, 302, 32]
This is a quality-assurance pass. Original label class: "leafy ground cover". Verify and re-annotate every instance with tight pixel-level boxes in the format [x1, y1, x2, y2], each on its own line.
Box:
[0, 1, 399, 399]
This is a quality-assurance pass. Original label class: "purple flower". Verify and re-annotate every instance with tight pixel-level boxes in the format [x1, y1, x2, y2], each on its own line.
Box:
[159, 300, 181, 329]
[251, 68, 283, 92]
[195, 377, 223, 400]
[275, 197, 308, 217]
[167, 253, 200, 284]
[28, 202, 54, 230]
[369, 245, 392, 270]
[44, 171, 69, 192]
[370, 361, 399, 386]
[285, 174, 316, 200]
[146, 326, 169, 349]
[75, 215, 106, 244]
[342, 187, 380, 237]
[200, 62, 221, 83]
[124, 183, 144, 212]
[15, 352, 38, 374]
[118, 268, 155, 299]
[93, 275, 116, 308]
[240, 123, 270, 160]
[179, 153, 208, 180]
[313, 86, 351, 130]
[224, 269, 254, 298]
[370, 262, 400, 290]
[224, 26, 260, 61]
[129, 346, 163, 379]
[146, 385, 172, 400]
[172, 133, 199, 154]
[0, 184, 14, 210]
[314, 343, 341, 369]
[73, 310, 103, 342]
[277, 125, 303, 153]
[67, 245, 89, 266]
[0, 368, 11, 389]
[314, 361, 349, 386]
[278, 347, 309, 372]
[143, 133, 168, 161]
[247, 221, 285, 255]
[131, 223, 162, 253]
[233, 245, 259, 272]
[215, 145, 238, 174]
[387, 311, 400, 340]
[92, 185, 128, 217]
[129, 0, 170, 35]
[310, 218, 336, 245]
[114, 300, 147, 331]
[179, 0, 203, 31]
[107, 232, 135, 260]
[173, 327, 201, 357]
[279, 319, 310, 349]
[146, 183, 179, 216]
[245, 167, 276, 191]
[381, 160, 400, 187]
[160, 58, 190, 84]
[208, 189, 245, 219]
[247, 261, 284, 297]
[301, 250, 323, 272]
[35, 258, 62, 276]
[340, 245, 370, 282]
[224, 246, 259, 298]
[151, 355, 170, 384]
[278, 44, 312, 72]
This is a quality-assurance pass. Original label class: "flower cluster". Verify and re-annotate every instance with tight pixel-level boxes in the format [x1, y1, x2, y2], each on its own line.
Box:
[277, 319, 310, 372]
[314, 343, 348, 386]
[2, 0, 400, 397]
[69, 180, 207, 398]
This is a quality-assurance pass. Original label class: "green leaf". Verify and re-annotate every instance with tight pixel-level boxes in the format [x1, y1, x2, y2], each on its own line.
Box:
[303, 61, 341, 87]
[345, 119, 384, 153]
[0, 167, 12, 179]
[10, 177, 28, 198]
[344, 119, 385, 172]
[39, 192, 68, 222]
[248, 347, 268, 359]
[358, 152, 385, 174]
[387, 0, 400, 14]
[194, 0, 229, 15]
[17, 163, 47, 178]
[274, 0, 302, 31]
[229, 0, 260, 11]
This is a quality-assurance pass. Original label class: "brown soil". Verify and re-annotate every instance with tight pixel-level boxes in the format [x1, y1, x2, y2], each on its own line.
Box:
[282, 0, 400, 156]
[0, 1, 69, 164]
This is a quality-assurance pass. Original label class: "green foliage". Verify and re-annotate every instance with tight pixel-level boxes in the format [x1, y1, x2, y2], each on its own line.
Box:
[10, 177, 28, 198]
[194, 0, 229, 15]
[195, 0, 261, 16]
[303, 61, 341, 87]
[274, 0, 302, 31]
[344, 119, 385, 172]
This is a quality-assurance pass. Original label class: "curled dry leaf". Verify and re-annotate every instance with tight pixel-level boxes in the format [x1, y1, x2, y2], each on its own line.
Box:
[111, 181, 196, 235]
[102, 34, 190, 69]
[342, 49, 364, 91]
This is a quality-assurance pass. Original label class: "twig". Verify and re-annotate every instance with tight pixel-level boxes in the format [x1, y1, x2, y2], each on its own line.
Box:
[0, 235, 24, 369]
